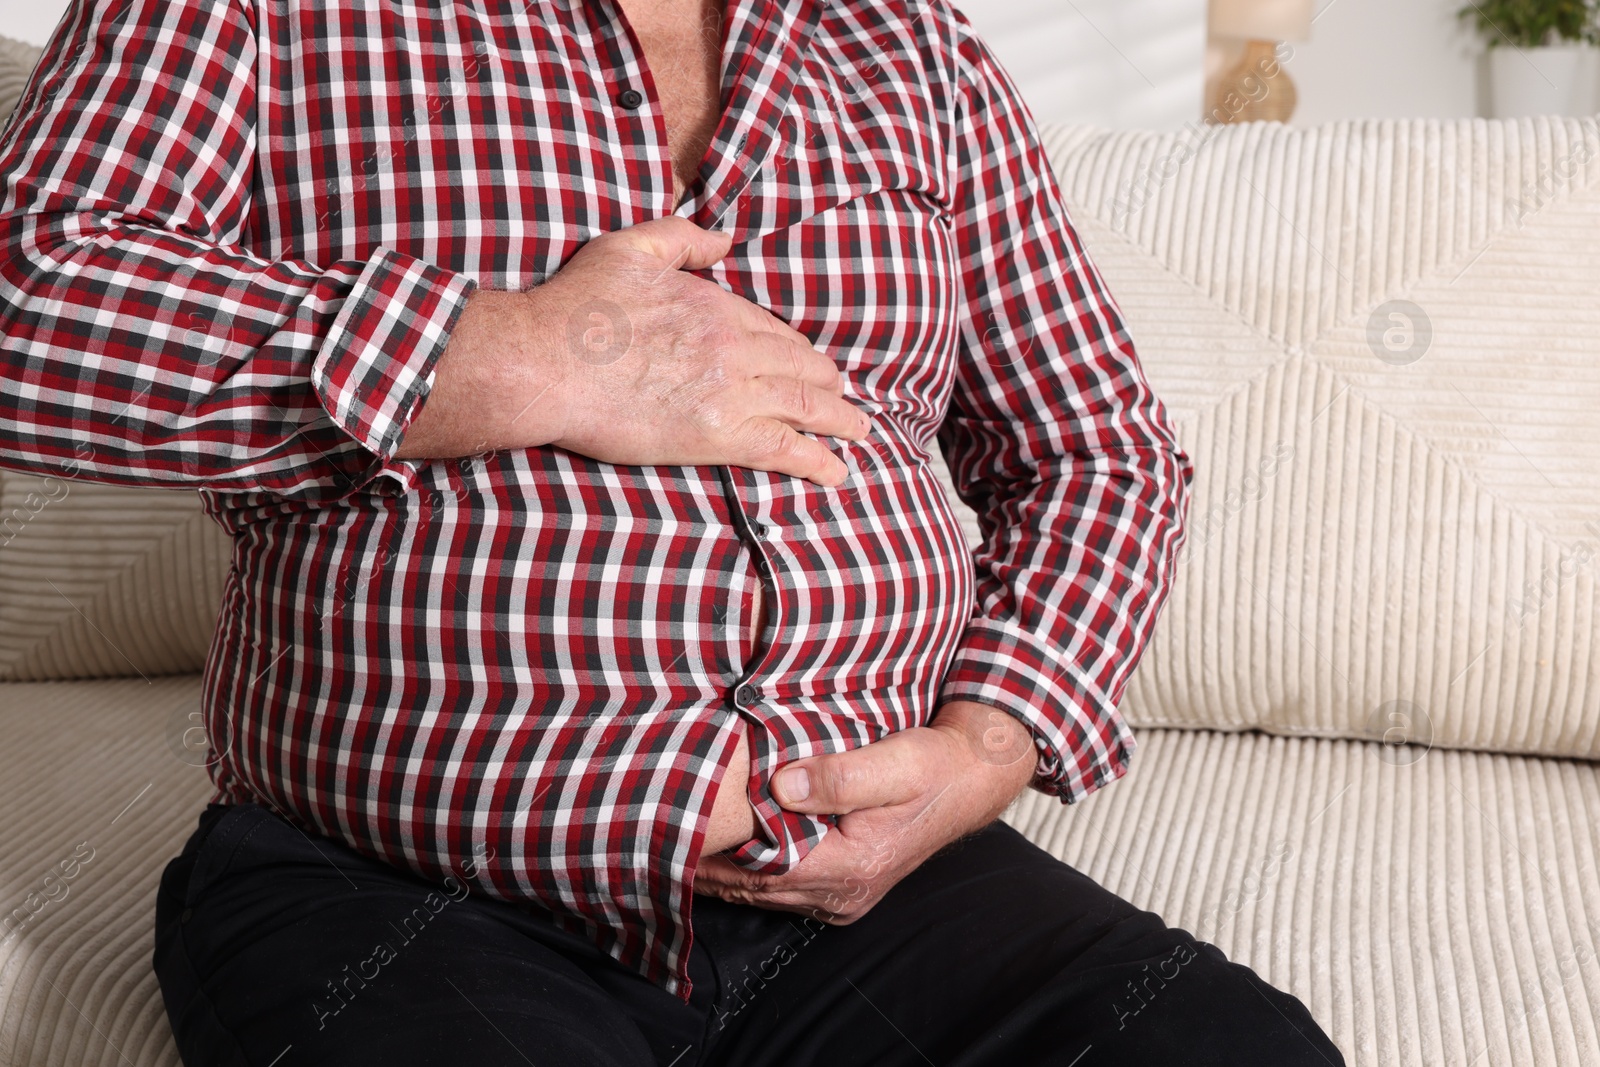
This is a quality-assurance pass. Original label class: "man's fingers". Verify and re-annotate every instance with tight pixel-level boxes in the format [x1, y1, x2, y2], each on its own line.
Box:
[720, 291, 826, 353]
[693, 857, 819, 910]
[748, 376, 868, 443]
[773, 738, 928, 815]
[612, 215, 734, 271]
[735, 417, 850, 487]
[738, 323, 848, 394]
[694, 853, 759, 890]
[694, 841, 878, 919]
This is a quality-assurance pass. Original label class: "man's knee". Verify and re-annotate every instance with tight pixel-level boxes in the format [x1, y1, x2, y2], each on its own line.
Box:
[1098, 926, 1345, 1066]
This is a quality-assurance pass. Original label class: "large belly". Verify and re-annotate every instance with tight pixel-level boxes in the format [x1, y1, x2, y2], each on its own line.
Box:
[228, 418, 976, 726]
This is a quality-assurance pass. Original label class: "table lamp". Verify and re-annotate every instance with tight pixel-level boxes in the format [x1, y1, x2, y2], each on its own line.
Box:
[1206, 0, 1313, 123]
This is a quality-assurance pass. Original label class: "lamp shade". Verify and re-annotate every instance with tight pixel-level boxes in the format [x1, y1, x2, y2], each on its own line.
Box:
[1209, 0, 1313, 41]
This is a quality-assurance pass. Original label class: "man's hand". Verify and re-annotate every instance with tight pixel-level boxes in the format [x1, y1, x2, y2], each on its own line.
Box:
[693, 700, 1037, 921]
[397, 216, 870, 486]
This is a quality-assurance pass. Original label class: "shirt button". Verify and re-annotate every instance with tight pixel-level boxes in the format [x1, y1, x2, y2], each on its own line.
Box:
[616, 88, 644, 109]
[750, 521, 769, 540]
[733, 683, 761, 708]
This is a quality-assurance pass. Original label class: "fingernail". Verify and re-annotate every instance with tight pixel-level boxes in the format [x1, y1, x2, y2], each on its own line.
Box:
[776, 767, 809, 804]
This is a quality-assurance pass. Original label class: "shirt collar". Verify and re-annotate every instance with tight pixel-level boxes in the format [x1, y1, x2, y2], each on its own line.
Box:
[676, 0, 824, 227]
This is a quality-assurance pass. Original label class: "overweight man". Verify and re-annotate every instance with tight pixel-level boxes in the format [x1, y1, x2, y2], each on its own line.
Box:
[0, 0, 1342, 1063]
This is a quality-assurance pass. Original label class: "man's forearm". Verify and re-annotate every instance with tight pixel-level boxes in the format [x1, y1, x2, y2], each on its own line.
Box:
[395, 288, 569, 460]
[927, 699, 1038, 818]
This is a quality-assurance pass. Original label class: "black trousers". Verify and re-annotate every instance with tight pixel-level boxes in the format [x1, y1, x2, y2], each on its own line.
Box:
[152, 802, 1344, 1066]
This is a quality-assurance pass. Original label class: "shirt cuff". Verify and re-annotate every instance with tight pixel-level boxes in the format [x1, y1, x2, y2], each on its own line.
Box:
[938, 617, 1136, 803]
[310, 246, 477, 492]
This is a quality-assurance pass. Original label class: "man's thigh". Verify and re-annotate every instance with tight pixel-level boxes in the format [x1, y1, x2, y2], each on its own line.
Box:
[152, 803, 687, 1067]
[697, 821, 1345, 1067]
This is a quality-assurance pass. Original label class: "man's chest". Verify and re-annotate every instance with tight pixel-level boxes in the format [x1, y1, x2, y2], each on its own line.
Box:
[251, 2, 956, 279]
[614, 0, 726, 207]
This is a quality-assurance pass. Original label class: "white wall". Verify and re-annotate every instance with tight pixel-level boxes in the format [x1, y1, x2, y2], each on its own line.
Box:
[11, 1, 69, 49]
[956, 0, 1208, 130]
[1283, 0, 1479, 125]
[10, 0, 1209, 130]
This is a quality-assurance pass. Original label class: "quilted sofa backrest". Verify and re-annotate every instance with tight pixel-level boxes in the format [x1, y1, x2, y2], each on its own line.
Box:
[1046, 117, 1600, 758]
[2, 27, 1597, 759]
[0, 34, 234, 682]
[0, 35, 34, 124]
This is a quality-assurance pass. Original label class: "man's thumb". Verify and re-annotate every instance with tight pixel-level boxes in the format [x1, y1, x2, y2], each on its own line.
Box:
[624, 216, 734, 271]
[772, 743, 921, 815]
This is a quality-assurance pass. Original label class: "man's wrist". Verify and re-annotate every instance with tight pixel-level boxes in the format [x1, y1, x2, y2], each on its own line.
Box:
[512, 283, 577, 450]
[931, 699, 1038, 808]
[394, 286, 572, 459]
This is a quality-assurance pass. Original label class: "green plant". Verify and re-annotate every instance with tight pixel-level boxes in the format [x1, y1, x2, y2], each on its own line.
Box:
[1458, 0, 1600, 47]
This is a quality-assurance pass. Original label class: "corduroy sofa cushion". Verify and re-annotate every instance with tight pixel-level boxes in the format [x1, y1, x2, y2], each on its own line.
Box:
[3, 675, 1598, 1066]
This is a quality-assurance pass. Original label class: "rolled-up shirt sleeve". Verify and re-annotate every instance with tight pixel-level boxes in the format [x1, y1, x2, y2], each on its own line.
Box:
[935, 13, 1193, 803]
[0, 0, 475, 504]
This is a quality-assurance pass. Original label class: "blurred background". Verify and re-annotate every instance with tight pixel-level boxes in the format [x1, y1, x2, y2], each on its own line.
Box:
[13, 0, 1600, 129]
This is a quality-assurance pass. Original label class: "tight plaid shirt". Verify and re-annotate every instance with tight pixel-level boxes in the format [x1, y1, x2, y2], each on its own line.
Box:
[0, 0, 1191, 997]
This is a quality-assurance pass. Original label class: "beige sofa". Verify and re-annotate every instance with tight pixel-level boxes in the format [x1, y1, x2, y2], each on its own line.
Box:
[3, 33, 1599, 1067]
